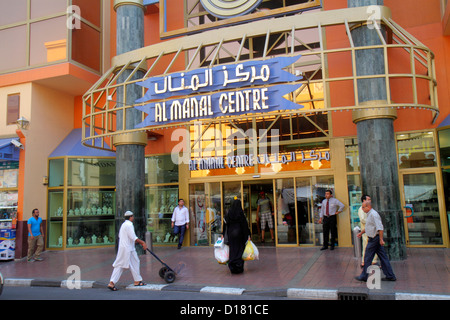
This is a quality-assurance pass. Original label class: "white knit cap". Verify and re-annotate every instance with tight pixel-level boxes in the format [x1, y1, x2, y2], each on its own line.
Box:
[124, 211, 134, 217]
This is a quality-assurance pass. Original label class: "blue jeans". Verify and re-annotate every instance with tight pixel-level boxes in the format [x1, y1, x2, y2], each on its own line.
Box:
[358, 235, 396, 280]
[173, 225, 186, 247]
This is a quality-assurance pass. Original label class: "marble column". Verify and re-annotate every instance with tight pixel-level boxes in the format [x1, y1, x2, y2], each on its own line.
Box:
[348, 0, 406, 260]
[114, 0, 147, 254]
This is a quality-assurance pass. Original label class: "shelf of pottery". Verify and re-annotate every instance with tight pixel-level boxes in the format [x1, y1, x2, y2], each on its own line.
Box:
[47, 190, 116, 248]
[50, 205, 114, 218]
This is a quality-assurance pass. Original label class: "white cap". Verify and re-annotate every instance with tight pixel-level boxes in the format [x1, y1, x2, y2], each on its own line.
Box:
[124, 211, 134, 217]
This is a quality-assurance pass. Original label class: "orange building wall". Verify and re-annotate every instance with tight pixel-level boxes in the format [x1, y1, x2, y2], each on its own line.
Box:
[323, 0, 450, 137]
[76, 0, 186, 156]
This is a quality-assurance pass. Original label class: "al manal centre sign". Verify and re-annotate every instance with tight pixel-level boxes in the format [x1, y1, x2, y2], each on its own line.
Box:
[134, 55, 304, 128]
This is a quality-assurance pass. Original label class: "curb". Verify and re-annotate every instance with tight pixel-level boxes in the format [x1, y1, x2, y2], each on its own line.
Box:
[4, 278, 450, 300]
[287, 288, 338, 300]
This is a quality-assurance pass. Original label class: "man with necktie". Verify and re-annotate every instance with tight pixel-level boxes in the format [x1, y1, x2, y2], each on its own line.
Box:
[318, 190, 345, 251]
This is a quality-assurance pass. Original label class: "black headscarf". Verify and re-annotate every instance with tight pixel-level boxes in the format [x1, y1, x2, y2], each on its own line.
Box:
[226, 199, 245, 223]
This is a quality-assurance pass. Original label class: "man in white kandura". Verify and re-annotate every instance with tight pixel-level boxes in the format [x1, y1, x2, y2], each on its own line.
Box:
[108, 211, 147, 291]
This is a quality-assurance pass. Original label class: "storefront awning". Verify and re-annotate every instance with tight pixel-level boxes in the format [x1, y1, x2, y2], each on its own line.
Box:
[0, 138, 20, 162]
[50, 128, 116, 158]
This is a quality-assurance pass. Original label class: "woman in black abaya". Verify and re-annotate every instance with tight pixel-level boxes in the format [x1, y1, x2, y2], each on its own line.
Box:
[222, 199, 251, 274]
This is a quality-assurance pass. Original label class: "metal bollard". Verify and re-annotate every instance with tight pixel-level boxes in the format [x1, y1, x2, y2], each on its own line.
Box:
[353, 226, 362, 258]
[145, 231, 153, 252]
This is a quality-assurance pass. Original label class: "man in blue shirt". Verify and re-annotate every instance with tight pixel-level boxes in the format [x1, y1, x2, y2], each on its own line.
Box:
[27, 208, 44, 262]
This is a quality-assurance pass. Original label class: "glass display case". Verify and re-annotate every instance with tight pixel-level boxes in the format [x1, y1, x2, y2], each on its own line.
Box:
[146, 186, 179, 245]
[47, 190, 64, 248]
[47, 157, 117, 250]
[68, 158, 116, 187]
[66, 189, 115, 248]
[48, 159, 64, 187]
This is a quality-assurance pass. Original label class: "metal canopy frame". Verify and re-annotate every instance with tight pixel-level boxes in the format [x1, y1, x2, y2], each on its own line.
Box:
[82, 5, 439, 151]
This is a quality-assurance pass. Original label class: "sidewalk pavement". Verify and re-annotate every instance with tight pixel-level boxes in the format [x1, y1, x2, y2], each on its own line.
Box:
[0, 245, 449, 300]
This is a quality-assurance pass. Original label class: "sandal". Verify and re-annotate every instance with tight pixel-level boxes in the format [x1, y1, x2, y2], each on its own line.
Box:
[134, 281, 146, 286]
[107, 285, 118, 291]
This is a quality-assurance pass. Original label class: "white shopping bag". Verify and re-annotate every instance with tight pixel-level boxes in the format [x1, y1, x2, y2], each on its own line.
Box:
[214, 237, 225, 249]
[214, 244, 229, 264]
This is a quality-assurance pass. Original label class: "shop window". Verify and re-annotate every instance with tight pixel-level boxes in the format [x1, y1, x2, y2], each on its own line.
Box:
[146, 185, 179, 245]
[0, 169, 18, 189]
[403, 173, 442, 245]
[0, 191, 18, 220]
[145, 154, 180, 247]
[347, 174, 362, 232]
[345, 138, 359, 172]
[438, 128, 450, 167]
[67, 158, 116, 186]
[6, 94, 20, 125]
[189, 182, 221, 246]
[397, 132, 437, 168]
[442, 169, 450, 237]
[438, 128, 450, 239]
[296, 175, 334, 246]
[66, 189, 115, 248]
[47, 190, 63, 248]
[47, 157, 116, 249]
[276, 178, 296, 245]
[145, 155, 179, 184]
[48, 159, 64, 187]
[0, 162, 19, 221]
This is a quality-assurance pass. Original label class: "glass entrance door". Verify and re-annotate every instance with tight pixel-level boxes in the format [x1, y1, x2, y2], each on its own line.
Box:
[402, 172, 443, 245]
[275, 178, 297, 245]
[296, 176, 335, 246]
[296, 177, 314, 245]
[242, 180, 275, 245]
[190, 182, 221, 246]
[190, 175, 335, 247]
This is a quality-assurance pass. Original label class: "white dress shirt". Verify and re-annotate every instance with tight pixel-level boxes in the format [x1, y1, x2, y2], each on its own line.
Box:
[171, 205, 190, 226]
[319, 197, 345, 218]
[365, 208, 384, 238]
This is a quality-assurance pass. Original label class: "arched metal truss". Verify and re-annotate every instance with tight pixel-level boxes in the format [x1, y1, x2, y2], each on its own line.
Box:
[82, 5, 439, 151]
